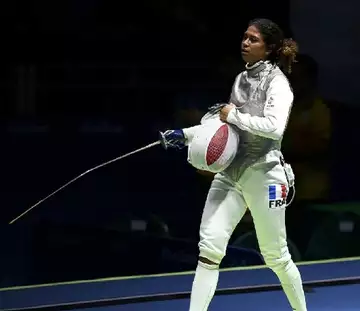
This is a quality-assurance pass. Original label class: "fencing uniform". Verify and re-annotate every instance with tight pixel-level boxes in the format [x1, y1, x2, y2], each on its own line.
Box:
[183, 60, 307, 311]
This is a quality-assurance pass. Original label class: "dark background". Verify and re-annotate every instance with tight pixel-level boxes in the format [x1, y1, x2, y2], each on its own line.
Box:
[1, 0, 360, 288]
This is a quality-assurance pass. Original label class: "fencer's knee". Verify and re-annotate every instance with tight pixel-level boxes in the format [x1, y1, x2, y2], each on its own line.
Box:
[199, 256, 218, 266]
[198, 257, 219, 270]
[198, 227, 230, 265]
[262, 249, 292, 273]
[198, 242, 224, 266]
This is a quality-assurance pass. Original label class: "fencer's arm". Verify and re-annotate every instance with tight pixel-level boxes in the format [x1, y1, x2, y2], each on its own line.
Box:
[226, 76, 294, 140]
[182, 125, 202, 144]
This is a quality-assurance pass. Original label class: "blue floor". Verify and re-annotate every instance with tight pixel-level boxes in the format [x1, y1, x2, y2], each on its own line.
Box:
[1, 257, 360, 310]
[82, 284, 360, 311]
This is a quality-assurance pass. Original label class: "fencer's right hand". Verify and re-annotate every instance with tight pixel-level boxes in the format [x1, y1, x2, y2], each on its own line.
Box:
[159, 129, 187, 150]
[208, 103, 227, 115]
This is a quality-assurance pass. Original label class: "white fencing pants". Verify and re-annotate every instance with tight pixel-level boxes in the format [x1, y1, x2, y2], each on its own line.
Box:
[196, 162, 307, 310]
[199, 162, 290, 263]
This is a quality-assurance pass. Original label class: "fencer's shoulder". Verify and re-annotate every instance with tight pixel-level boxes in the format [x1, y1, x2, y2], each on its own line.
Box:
[266, 67, 292, 90]
[233, 70, 245, 82]
[229, 71, 244, 93]
[268, 66, 288, 81]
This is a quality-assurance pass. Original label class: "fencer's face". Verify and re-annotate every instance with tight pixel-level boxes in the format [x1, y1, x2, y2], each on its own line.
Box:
[241, 25, 267, 65]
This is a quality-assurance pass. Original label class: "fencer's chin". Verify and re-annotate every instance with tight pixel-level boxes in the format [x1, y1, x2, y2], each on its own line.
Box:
[241, 53, 252, 63]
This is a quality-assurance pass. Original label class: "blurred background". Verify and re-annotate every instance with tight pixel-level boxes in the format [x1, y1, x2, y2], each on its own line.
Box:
[1, 0, 360, 288]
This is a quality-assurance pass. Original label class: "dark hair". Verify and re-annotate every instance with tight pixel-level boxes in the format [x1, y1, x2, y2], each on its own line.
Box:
[249, 18, 298, 74]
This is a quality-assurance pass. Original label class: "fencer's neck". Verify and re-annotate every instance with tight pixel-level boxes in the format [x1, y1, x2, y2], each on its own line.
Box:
[245, 60, 270, 77]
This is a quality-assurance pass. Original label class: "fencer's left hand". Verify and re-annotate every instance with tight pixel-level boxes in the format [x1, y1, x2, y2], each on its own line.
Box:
[219, 103, 236, 122]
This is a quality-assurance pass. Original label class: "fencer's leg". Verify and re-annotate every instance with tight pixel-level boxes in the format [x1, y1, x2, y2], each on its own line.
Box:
[189, 174, 247, 311]
[242, 165, 307, 311]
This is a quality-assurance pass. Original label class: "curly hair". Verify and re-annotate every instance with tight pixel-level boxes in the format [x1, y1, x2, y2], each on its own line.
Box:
[248, 18, 299, 74]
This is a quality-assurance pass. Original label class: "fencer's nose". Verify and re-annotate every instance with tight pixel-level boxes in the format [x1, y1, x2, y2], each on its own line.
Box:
[242, 38, 250, 48]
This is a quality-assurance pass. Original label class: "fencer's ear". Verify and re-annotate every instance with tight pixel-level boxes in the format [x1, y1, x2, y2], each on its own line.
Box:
[266, 44, 275, 55]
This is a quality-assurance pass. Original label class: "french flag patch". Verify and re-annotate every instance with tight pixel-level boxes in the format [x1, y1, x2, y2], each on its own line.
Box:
[268, 184, 287, 209]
